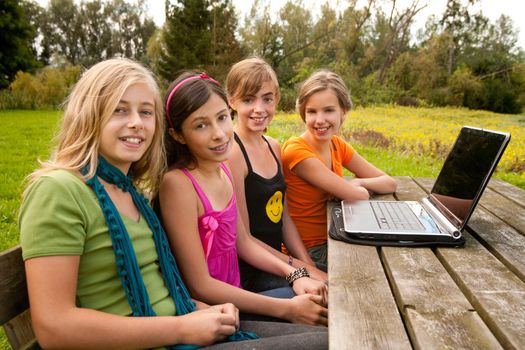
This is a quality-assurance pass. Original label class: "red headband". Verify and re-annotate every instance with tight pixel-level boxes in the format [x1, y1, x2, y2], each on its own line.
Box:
[165, 72, 221, 129]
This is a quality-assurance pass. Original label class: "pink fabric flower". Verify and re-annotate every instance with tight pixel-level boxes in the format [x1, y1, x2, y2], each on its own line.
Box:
[202, 215, 219, 261]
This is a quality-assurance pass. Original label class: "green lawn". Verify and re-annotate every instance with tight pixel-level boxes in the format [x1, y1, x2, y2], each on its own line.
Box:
[0, 110, 61, 251]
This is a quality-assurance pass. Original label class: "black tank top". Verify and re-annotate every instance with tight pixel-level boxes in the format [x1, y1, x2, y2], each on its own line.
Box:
[234, 133, 286, 250]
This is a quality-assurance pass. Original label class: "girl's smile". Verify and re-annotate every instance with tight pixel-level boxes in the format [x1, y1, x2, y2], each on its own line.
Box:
[209, 140, 231, 154]
[119, 136, 144, 146]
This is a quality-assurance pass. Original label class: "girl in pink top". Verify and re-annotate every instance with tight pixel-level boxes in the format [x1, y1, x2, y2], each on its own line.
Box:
[180, 163, 240, 287]
[282, 70, 397, 270]
[157, 71, 328, 326]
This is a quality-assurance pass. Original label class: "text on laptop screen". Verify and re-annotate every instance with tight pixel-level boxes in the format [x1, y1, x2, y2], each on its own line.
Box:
[431, 128, 508, 223]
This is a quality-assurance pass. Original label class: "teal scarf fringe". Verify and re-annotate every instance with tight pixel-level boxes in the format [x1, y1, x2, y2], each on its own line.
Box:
[84, 157, 258, 349]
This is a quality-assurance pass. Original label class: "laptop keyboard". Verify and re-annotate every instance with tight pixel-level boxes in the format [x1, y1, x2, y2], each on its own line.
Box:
[370, 202, 424, 230]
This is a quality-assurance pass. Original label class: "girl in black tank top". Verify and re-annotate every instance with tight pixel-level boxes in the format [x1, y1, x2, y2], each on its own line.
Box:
[235, 133, 290, 291]
[226, 57, 328, 296]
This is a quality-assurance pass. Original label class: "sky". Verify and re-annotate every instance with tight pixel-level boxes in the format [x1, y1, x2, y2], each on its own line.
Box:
[35, 0, 525, 49]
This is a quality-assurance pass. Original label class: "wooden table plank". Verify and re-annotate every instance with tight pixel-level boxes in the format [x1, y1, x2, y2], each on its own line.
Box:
[328, 238, 411, 349]
[411, 177, 525, 349]
[488, 179, 525, 209]
[436, 231, 525, 350]
[477, 184, 525, 234]
[415, 178, 525, 282]
[467, 208, 525, 282]
[382, 177, 502, 349]
[382, 246, 502, 350]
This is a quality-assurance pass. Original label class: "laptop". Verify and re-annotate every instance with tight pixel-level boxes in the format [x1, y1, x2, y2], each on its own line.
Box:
[340, 126, 510, 243]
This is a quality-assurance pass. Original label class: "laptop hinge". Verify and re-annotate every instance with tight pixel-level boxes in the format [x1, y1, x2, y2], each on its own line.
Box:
[421, 197, 462, 239]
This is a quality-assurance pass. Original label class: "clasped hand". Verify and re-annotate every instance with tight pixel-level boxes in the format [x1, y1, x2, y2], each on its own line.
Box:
[292, 276, 328, 307]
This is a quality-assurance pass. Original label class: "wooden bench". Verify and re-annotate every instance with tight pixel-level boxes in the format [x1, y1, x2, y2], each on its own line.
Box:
[0, 245, 39, 350]
[328, 177, 525, 349]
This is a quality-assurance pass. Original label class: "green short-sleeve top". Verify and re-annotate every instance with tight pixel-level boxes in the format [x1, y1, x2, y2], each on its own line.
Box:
[19, 169, 176, 316]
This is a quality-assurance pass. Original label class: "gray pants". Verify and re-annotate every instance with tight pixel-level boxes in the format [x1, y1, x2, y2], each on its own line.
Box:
[204, 321, 328, 349]
[308, 243, 328, 272]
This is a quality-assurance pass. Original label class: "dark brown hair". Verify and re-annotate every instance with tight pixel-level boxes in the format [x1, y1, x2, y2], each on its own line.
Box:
[164, 71, 228, 169]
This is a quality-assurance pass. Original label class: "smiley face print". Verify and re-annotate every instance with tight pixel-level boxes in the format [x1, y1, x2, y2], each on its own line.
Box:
[266, 191, 283, 223]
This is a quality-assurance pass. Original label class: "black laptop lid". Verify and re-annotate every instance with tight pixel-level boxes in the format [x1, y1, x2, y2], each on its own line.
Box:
[429, 126, 510, 229]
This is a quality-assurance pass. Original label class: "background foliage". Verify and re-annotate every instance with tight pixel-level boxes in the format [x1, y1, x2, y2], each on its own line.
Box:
[1, 0, 524, 113]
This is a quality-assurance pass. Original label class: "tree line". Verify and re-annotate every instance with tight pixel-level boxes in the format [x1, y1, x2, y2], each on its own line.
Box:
[2, 0, 524, 113]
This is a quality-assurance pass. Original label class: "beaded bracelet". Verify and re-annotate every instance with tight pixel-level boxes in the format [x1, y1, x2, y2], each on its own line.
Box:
[285, 267, 310, 285]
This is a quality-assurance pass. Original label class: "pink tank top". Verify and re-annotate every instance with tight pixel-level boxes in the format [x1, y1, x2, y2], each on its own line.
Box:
[181, 163, 241, 287]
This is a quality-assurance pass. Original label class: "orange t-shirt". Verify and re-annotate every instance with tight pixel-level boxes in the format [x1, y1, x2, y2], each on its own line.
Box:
[282, 135, 354, 249]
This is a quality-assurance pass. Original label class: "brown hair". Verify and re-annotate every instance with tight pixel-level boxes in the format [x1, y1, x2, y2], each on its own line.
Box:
[164, 71, 228, 169]
[225, 57, 280, 107]
[296, 70, 353, 121]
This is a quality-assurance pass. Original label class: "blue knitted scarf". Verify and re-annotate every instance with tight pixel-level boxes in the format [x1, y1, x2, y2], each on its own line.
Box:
[84, 156, 258, 349]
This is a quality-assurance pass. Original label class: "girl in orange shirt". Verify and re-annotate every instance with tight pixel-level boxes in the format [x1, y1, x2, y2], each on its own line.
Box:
[282, 70, 397, 271]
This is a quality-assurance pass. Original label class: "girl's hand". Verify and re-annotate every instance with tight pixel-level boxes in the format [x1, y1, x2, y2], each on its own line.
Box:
[286, 294, 328, 326]
[307, 265, 328, 283]
[178, 304, 238, 346]
[208, 303, 240, 331]
[347, 177, 362, 186]
[292, 277, 328, 306]
[347, 178, 370, 199]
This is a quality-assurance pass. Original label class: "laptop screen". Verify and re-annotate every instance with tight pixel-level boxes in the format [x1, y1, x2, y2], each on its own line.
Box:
[430, 126, 510, 228]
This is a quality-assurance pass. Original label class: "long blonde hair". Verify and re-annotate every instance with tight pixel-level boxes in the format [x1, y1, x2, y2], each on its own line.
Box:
[27, 58, 165, 194]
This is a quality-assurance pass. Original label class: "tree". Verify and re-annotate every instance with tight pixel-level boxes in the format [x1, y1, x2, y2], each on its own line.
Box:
[19, 0, 50, 65]
[439, 0, 487, 75]
[108, 0, 156, 63]
[275, 1, 313, 83]
[79, 0, 113, 66]
[311, 2, 339, 67]
[158, 0, 211, 80]
[463, 15, 524, 113]
[207, 0, 242, 80]
[239, 0, 283, 67]
[374, 0, 427, 83]
[338, 0, 374, 65]
[19, 0, 157, 67]
[0, 0, 40, 88]
[47, 0, 84, 64]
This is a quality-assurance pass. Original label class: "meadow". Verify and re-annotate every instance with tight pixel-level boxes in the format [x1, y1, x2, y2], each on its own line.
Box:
[1, 107, 524, 254]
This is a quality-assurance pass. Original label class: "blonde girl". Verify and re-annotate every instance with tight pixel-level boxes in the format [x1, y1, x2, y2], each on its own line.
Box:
[226, 57, 327, 293]
[282, 70, 397, 271]
[157, 71, 329, 334]
[19, 58, 262, 349]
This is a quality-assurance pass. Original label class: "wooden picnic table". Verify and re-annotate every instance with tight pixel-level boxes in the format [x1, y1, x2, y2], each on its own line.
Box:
[328, 176, 525, 350]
